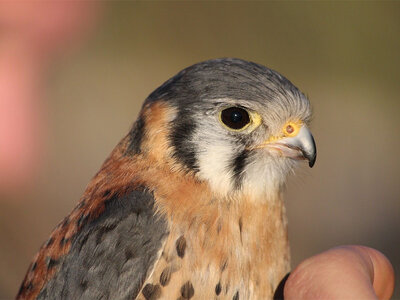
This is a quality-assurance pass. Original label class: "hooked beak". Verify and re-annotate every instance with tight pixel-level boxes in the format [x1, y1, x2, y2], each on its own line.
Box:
[259, 125, 317, 167]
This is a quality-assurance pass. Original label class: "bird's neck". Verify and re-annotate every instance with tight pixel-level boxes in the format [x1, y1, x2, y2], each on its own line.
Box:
[149, 174, 290, 298]
[142, 161, 290, 298]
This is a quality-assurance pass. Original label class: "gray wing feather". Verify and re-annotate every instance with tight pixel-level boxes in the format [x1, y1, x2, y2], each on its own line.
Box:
[38, 189, 169, 300]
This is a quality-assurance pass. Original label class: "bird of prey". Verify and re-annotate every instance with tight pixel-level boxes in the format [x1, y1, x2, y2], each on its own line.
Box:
[17, 58, 316, 300]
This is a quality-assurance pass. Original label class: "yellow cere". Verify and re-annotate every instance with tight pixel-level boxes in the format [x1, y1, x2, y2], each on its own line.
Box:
[248, 120, 303, 150]
[263, 120, 303, 144]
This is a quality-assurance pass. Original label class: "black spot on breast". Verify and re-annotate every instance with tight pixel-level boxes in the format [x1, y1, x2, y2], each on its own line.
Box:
[233, 291, 239, 300]
[215, 282, 221, 295]
[180, 281, 194, 299]
[26, 281, 33, 291]
[142, 283, 161, 300]
[46, 257, 59, 270]
[159, 266, 172, 286]
[176, 236, 186, 258]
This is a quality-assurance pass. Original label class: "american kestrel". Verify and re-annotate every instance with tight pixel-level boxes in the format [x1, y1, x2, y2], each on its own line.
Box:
[17, 58, 316, 300]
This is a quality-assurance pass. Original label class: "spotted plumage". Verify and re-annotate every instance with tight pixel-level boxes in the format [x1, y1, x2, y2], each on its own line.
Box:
[17, 58, 316, 299]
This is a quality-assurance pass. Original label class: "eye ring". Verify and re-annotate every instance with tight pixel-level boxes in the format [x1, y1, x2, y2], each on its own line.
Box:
[219, 107, 251, 131]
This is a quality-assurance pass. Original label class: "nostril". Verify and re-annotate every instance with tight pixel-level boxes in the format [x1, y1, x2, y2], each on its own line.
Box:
[286, 125, 294, 134]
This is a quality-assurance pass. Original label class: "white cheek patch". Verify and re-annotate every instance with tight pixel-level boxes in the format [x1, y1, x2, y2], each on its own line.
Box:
[192, 119, 237, 196]
[196, 141, 235, 197]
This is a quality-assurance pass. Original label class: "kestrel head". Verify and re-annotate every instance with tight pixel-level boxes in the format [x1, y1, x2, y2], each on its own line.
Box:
[129, 58, 316, 200]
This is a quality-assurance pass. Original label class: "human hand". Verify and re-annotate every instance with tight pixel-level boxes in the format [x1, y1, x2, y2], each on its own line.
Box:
[283, 246, 395, 300]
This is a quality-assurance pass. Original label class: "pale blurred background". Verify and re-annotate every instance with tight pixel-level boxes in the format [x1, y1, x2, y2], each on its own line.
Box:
[1, 2, 399, 299]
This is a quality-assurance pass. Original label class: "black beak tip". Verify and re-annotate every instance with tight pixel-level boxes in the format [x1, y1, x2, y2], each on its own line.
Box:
[308, 159, 316, 168]
[308, 153, 317, 168]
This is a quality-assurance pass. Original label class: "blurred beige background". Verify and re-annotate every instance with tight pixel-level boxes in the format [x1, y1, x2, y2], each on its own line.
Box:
[1, 2, 399, 299]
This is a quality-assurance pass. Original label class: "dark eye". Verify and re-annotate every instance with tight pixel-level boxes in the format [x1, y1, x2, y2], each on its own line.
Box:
[220, 107, 251, 130]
